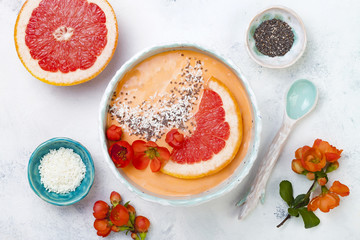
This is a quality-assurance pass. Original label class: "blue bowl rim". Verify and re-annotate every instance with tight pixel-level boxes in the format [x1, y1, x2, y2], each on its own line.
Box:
[99, 42, 262, 206]
[27, 137, 95, 206]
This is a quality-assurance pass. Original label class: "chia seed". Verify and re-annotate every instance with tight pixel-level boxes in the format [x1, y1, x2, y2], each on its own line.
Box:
[253, 19, 294, 57]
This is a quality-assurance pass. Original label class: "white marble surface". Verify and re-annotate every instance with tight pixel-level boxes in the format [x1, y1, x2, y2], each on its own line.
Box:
[1, 0, 360, 239]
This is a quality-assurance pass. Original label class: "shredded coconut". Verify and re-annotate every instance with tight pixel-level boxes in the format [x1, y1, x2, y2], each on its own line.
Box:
[38, 147, 86, 194]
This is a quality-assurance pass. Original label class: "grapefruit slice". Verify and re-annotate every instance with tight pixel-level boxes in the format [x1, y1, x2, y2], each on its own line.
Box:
[14, 0, 118, 86]
[161, 77, 243, 179]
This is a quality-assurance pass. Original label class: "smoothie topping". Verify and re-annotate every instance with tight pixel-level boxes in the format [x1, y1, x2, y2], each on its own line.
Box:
[109, 59, 205, 141]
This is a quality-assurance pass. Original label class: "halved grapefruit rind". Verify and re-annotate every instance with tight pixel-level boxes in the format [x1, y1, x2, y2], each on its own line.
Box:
[161, 78, 243, 179]
[14, 0, 118, 86]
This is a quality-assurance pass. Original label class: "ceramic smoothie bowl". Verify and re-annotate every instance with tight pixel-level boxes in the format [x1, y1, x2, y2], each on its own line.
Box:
[99, 43, 261, 206]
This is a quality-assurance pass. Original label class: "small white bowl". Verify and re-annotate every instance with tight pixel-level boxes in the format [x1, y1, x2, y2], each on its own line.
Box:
[246, 6, 307, 68]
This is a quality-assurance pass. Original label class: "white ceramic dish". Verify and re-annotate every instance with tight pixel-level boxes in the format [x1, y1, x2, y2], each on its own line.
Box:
[99, 43, 261, 206]
[246, 6, 307, 68]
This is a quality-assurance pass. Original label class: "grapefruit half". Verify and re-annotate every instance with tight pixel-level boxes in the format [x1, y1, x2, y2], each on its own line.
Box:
[162, 77, 243, 179]
[14, 0, 118, 86]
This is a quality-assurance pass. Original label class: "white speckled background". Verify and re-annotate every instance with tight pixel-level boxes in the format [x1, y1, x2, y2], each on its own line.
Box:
[1, 0, 359, 239]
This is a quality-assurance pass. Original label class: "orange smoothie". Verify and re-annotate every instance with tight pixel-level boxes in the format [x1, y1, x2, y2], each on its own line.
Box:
[107, 50, 253, 196]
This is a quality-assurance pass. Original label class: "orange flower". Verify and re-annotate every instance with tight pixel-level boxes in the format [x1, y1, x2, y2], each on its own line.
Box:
[329, 181, 350, 197]
[295, 146, 311, 160]
[308, 192, 340, 212]
[308, 181, 349, 213]
[313, 139, 342, 162]
[291, 159, 305, 174]
[300, 147, 326, 172]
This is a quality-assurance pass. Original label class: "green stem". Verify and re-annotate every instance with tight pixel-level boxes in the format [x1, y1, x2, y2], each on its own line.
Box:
[276, 180, 317, 228]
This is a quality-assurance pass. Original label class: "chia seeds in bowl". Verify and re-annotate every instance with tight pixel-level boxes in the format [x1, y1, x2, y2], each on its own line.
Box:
[246, 6, 307, 68]
[253, 19, 294, 57]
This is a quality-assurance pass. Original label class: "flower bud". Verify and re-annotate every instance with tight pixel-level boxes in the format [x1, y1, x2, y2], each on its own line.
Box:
[135, 216, 150, 233]
[326, 161, 339, 173]
[131, 232, 140, 240]
[93, 200, 110, 219]
[306, 172, 315, 180]
[317, 177, 327, 186]
[110, 191, 122, 206]
[126, 204, 136, 224]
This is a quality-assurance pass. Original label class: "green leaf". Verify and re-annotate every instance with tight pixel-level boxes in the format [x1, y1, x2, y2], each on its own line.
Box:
[298, 207, 320, 229]
[315, 171, 327, 179]
[279, 180, 294, 206]
[288, 208, 299, 217]
[124, 201, 130, 207]
[293, 194, 309, 208]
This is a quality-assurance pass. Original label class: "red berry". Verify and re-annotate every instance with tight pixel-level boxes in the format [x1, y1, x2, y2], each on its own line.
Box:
[110, 191, 122, 206]
[110, 204, 129, 226]
[106, 125, 123, 141]
[135, 216, 150, 233]
[93, 200, 110, 219]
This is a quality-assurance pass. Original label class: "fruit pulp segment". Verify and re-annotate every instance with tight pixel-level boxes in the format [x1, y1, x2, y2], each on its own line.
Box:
[171, 89, 230, 164]
[25, 0, 108, 73]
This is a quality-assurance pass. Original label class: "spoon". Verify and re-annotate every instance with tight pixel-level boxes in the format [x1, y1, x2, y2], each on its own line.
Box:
[237, 79, 318, 219]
